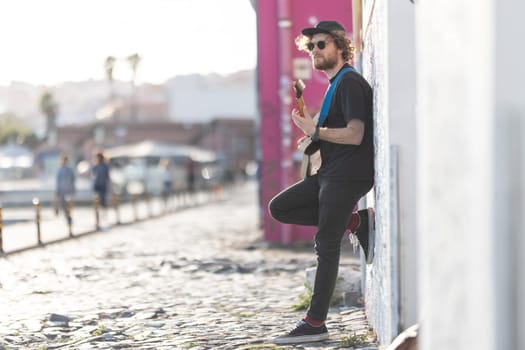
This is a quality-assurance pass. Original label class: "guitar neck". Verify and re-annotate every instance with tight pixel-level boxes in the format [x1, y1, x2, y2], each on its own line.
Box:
[296, 96, 305, 117]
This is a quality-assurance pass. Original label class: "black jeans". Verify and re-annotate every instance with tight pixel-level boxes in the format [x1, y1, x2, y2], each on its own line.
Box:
[268, 174, 373, 321]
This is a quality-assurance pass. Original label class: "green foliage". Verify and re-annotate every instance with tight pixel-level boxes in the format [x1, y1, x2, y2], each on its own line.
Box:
[90, 324, 107, 337]
[57, 336, 69, 343]
[339, 331, 371, 348]
[246, 345, 283, 350]
[39, 90, 58, 139]
[105, 56, 117, 81]
[0, 113, 38, 147]
[292, 283, 313, 311]
[127, 53, 142, 78]
[292, 282, 342, 311]
[232, 311, 256, 318]
[39, 91, 57, 118]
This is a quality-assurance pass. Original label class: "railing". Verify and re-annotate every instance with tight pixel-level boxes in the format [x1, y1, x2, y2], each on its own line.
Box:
[0, 185, 229, 256]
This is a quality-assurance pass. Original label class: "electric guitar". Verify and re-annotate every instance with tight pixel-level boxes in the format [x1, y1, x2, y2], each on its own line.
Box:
[293, 79, 320, 178]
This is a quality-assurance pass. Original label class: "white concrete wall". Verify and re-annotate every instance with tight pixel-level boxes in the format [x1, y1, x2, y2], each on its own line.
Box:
[489, 0, 524, 349]
[493, 1, 525, 349]
[360, 0, 417, 344]
[416, 1, 495, 348]
[386, 0, 417, 331]
[359, 0, 524, 347]
[361, 0, 397, 344]
[416, 0, 525, 349]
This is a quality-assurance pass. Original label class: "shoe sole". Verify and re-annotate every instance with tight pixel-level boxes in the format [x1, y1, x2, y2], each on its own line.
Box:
[273, 332, 329, 345]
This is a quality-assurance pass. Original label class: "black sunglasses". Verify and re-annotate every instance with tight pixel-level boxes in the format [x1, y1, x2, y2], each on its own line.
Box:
[307, 40, 330, 51]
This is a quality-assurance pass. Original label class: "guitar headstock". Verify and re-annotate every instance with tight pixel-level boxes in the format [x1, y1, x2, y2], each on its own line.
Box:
[293, 79, 305, 99]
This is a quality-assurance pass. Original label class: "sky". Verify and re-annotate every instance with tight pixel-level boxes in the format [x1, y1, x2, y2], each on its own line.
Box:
[0, 0, 257, 86]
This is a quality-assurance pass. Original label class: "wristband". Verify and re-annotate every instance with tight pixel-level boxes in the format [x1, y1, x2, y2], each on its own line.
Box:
[311, 126, 320, 142]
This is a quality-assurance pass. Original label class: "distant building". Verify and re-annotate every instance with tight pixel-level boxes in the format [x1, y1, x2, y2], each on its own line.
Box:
[0, 70, 256, 132]
[194, 118, 256, 173]
[165, 70, 256, 122]
[53, 118, 255, 173]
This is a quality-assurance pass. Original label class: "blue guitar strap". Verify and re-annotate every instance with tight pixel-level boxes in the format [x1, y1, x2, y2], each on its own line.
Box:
[317, 66, 355, 127]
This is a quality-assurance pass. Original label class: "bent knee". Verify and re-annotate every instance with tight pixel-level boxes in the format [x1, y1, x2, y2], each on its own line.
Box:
[268, 197, 283, 221]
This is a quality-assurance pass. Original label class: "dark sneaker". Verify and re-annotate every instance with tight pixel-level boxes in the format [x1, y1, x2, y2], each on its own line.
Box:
[273, 319, 329, 345]
[355, 208, 375, 264]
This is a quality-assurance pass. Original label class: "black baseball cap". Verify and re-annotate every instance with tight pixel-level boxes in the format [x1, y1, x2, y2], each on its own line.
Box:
[301, 20, 346, 36]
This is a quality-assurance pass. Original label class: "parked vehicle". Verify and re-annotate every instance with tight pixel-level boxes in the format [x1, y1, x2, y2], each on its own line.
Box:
[105, 141, 222, 198]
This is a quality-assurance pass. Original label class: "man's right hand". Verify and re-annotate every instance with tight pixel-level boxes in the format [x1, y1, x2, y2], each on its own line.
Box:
[291, 108, 316, 137]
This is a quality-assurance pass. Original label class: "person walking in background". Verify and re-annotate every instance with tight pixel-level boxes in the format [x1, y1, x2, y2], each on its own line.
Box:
[185, 158, 196, 193]
[92, 151, 110, 208]
[268, 20, 375, 345]
[159, 158, 174, 206]
[55, 154, 76, 223]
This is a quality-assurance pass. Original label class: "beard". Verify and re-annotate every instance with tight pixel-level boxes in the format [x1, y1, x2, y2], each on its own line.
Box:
[313, 55, 338, 71]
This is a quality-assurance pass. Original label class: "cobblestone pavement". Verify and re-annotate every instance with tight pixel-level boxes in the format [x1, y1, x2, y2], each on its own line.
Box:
[0, 182, 377, 350]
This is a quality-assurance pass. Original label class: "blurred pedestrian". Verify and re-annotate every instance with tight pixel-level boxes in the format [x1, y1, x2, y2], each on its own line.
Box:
[186, 158, 196, 193]
[92, 151, 110, 208]
[159, 158, 174, 205]
[269, 20, 375, 345]
[55, 154, 76, 223]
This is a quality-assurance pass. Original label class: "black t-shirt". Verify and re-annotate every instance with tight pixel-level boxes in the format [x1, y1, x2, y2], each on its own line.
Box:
[318, 64, 374, 180]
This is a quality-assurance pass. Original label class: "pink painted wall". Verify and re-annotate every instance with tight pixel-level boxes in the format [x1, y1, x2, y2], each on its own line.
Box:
[257, 0, 353, 243]
[257, 0, 282, 242]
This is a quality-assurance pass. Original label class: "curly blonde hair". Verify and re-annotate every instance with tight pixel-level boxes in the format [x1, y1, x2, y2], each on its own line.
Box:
[295, 30, 355, 62]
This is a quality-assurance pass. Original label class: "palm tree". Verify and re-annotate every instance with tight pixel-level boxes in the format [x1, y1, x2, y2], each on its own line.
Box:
[39, 90, 58, 142]
[127, 53, 141, 84]
[127, 53, 141, 121]
[104, 55, 118, 125]
[104, 55, 116, 100]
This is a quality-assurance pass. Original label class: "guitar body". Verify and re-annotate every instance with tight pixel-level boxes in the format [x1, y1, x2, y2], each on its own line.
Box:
[300, 149, 322, 178]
